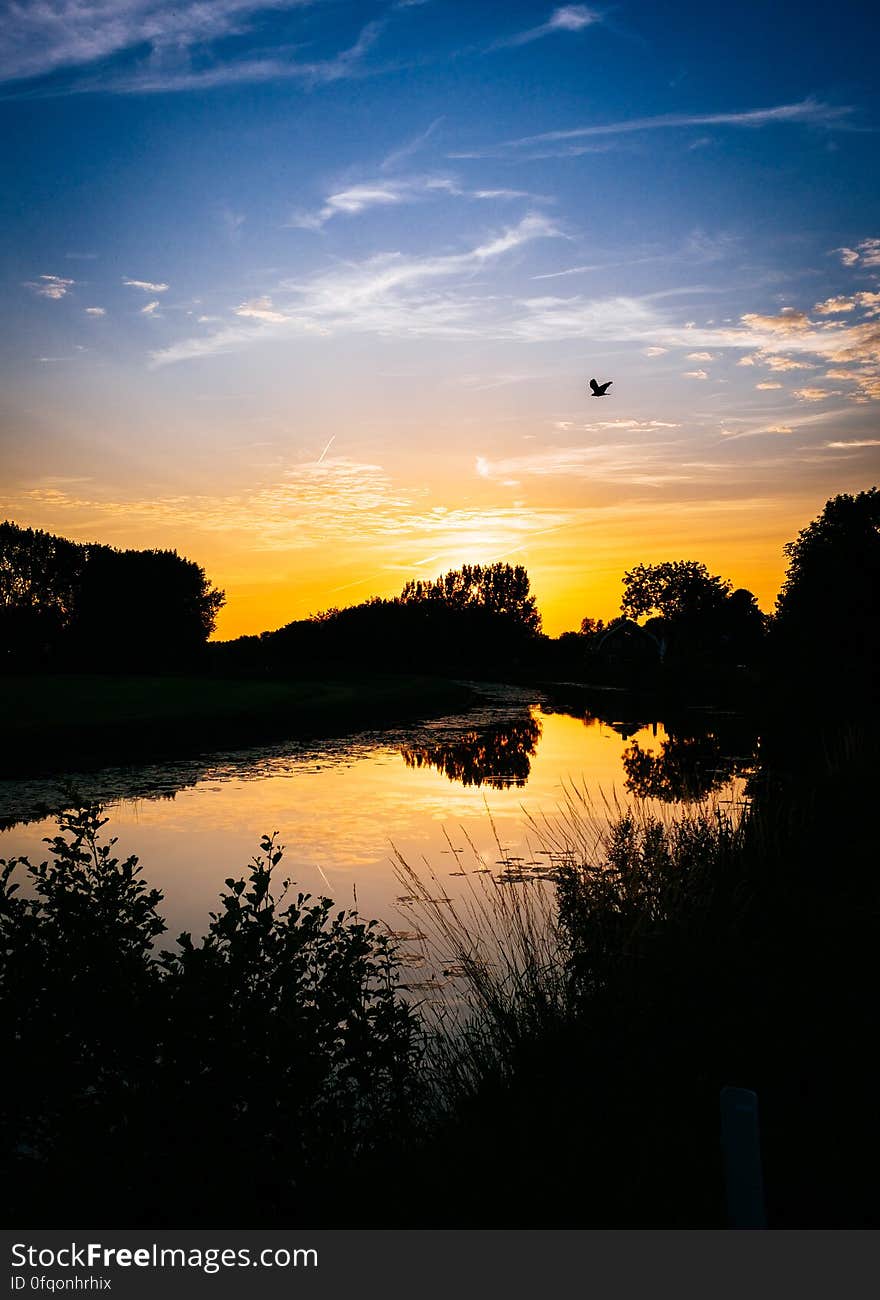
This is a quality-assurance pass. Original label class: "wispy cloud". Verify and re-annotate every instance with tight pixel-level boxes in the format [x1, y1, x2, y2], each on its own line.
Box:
[288, 175, 456, 229]
[506, 294, 663, 343]
[493, 5, 600, 49]
[123, 278, 169, 293]
[720, 425, 794, 440]
[0, 5, 383, 95]
[511, 98, 851, 145]
[718, 408, 860, 441]
[475, 438, 697, 489]
[25, 274, 75, 300]
[288, 174, 535, 229]
[531, 263, 606, 280]
[5, 457, 413, 552]
[152, 213, 562, 363]
[2, 457, 579, 564]
[111, 21, 382, 93]
[380, 118, 444, 172]
[822, 439, 880, 449]
[0, 1, 310, 82]
[148, 217, 880, 410]
[565, 419, 680, 432]
[85, 306, 106, 316]
[530, 251, 666, 280]
[456, 98, 853, 159]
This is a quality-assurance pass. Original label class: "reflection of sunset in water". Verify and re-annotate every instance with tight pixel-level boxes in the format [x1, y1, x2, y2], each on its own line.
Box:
[0, 706, 750, 941]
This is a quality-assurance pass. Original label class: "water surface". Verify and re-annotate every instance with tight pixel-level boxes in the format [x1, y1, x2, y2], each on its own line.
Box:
[0, 689, 756, 944]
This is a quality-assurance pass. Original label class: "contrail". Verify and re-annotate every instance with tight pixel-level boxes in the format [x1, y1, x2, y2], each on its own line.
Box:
[316, 435, 335, 464]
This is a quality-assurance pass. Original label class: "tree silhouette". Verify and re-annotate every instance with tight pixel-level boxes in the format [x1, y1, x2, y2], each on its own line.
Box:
[621, 561, 731, 622]
[74, 546, 225, 668]
[0, 521, 224, 671]
[399, 562, 541, 635]
[620, 561, 765, 668]
[234, 562, 543, 677]
[774, 487, 879, 687]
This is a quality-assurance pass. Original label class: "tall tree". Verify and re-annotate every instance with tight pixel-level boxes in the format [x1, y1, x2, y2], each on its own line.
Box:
[621, 561, 731, 622]
[0, 521, 224, 671]
[774, 487, 880, 681]
[620, 561, 765, 667]
[399, 562, 541, 635]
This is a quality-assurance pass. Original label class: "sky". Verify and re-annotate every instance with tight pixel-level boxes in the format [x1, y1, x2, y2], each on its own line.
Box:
[1, 0, 878, 638]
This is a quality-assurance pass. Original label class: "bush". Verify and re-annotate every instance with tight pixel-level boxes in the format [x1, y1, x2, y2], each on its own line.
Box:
[0, 808, 420, 1225]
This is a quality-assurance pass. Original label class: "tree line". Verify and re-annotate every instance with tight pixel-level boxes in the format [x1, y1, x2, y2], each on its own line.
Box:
[3, 486, 877, 690]
[217, 487, 878, 691]
[0, 521, 224, 671]
[214, 560, 543, 677]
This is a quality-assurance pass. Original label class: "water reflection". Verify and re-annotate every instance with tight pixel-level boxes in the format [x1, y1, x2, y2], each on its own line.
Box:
[401, 714, 542, 788]
[545, 697, 759, 804]
[621, 728, 756, 802]
[0, 692, 759, 943]
[0, 695, 540, 831]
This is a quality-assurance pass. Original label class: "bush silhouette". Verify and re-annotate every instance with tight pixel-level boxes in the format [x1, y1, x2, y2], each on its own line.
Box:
[0, 807, 419, 1224]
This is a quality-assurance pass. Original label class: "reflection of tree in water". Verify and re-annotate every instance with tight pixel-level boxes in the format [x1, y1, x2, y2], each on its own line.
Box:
[401, 714, 542, 788]
[543, 691, 760, 803]
[622, 732, 741, 802]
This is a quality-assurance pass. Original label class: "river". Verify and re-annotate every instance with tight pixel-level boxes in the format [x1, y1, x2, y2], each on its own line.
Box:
[0, 686, 757, 955]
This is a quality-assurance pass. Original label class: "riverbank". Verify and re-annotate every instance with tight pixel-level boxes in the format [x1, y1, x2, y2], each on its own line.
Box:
[4, 718, 876, 1227]
[0, 673, 478, 779]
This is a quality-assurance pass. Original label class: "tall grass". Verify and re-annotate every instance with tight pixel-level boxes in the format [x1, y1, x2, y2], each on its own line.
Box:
[394, 792, 747, 1118]
[391, 741, 878, 1227]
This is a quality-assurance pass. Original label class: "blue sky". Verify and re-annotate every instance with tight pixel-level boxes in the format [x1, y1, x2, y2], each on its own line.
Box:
[1, 0, 878, 635]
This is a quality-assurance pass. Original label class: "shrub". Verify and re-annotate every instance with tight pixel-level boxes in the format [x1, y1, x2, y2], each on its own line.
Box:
[0, 808, 420, 1225]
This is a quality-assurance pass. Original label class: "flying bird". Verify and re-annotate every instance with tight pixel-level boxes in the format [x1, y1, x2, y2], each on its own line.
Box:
[589, 378, 613, 397]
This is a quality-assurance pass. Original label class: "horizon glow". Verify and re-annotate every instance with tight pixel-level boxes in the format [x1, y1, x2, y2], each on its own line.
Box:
[1, 0, 878, 637]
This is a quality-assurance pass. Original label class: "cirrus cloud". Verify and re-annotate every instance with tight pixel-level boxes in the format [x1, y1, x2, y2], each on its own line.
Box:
[494, 5, 600, 49]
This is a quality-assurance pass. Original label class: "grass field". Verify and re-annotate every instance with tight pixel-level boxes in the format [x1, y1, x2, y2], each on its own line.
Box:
[0, 673, 477, 778]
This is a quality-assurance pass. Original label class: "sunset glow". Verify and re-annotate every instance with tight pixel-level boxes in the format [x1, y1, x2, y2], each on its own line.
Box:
[2, 1, 878, 636]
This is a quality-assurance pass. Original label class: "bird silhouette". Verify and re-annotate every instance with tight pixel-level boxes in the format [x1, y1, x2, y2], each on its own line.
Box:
[589, 378, 613, 397]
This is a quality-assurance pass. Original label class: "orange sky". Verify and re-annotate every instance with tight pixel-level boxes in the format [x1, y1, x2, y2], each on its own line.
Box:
[2, 463, 859, 639]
